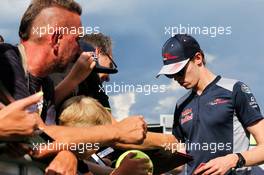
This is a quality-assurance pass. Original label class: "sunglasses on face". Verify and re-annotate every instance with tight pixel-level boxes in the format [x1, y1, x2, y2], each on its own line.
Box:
[77, 39, 118, 74]
[165, 60, 190, 79]
[103, 52, 118, 70]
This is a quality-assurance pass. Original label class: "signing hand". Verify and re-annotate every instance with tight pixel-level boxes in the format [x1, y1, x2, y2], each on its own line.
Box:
[193, 154, 238, 175]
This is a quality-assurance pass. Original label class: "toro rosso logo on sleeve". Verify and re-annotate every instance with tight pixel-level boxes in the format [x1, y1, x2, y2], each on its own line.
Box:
[180, 108, 193, 125]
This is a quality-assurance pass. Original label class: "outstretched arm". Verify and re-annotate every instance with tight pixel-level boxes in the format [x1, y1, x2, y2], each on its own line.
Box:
[115, 132, 178, 150]
[111, 116, 179, 150]
[42, 116, 147, 148]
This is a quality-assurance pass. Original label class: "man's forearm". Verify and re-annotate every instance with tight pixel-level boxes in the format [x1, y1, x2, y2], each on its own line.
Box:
[43, 124, 119, 146]
[54, 75, 79, 105]
[223, 144, 264, 171]
[115, 132, 177, 150]
[111, 116, 177, 150]
[239, 120, 264, 167]
[242, 144, 264, 166]
[42, 116, 146, 152]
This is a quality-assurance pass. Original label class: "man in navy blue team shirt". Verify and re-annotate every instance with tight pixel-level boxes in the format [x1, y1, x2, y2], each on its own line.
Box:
[157, 34, 264, 175]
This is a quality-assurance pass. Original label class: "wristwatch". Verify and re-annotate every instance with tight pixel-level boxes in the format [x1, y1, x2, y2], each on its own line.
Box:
[235, 153, 246, 169]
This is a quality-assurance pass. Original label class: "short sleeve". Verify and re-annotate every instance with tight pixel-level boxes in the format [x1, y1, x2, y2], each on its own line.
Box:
[233, 82, 263, 127]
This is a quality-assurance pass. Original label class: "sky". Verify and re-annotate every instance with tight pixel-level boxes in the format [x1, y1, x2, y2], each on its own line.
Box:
[0, 0, 263, 123]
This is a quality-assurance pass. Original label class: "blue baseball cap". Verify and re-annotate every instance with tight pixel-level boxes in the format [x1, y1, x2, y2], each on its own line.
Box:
[156, 34, 201, 78]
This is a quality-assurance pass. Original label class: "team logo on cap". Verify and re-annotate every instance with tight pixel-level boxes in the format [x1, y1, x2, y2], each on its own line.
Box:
[163, 53, 178, 61]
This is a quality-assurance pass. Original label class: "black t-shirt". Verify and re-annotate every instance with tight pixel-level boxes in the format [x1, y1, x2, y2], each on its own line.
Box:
[0, 43, 91, 173]
[51, 69, 111, 107]
[78, 70, 111, 108]
[0, 43, 55, 122]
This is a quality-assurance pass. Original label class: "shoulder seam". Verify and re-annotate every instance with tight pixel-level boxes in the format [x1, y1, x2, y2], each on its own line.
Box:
[216, 77, 238, 92]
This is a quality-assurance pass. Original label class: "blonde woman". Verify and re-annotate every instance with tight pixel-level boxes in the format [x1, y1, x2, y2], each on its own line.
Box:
[59, 96, 150, 175]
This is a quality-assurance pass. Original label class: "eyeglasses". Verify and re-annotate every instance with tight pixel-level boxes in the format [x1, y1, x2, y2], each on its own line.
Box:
[103, 52, 118, 70]
[78, 39, 118, 74]
[165, 60, 190, 79]
[95, 52, 118, 74]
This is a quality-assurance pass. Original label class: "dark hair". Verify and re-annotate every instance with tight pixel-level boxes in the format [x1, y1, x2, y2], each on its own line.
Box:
[19, 0, 82, 41]
[0, 35, 4, 43]
[82, 33, 112, 55]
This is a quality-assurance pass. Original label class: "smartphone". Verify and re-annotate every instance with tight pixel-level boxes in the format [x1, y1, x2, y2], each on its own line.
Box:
[91, 153, 107, 166]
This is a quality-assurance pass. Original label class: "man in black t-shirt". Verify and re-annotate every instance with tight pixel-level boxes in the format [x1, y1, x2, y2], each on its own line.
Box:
[0, 0, 147, 174]
[0, 43, 55, 123]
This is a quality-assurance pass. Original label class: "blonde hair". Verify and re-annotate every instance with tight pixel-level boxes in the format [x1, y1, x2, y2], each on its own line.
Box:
[59, 96, 112, 127]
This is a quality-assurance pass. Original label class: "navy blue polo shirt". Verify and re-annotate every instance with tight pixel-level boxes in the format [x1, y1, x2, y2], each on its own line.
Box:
[173, 76, 263, 174]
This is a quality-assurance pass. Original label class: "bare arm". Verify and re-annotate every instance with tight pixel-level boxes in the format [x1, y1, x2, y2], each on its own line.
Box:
[54, 52, 95, 105]
[111, 115, 178, 150]
[216, 119, 264, 167]
[115, 132, 178, 150]
[241, 119, 264, 166]
[194, 119, 264, 175]
[42, 116, 147, 147]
